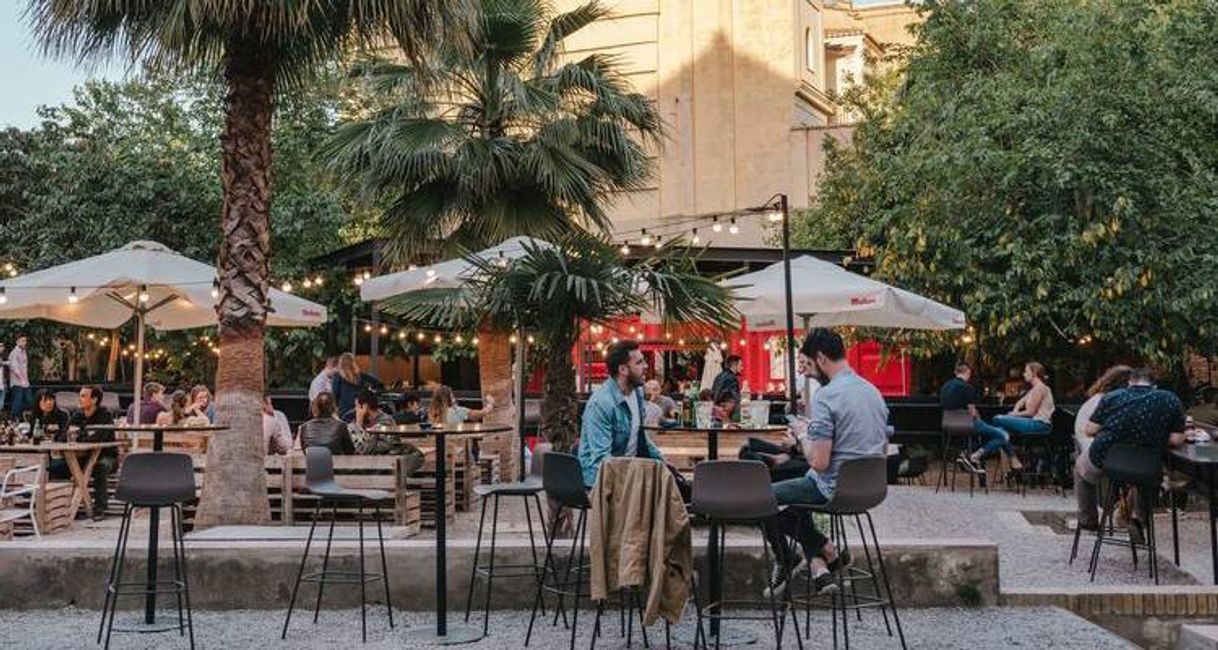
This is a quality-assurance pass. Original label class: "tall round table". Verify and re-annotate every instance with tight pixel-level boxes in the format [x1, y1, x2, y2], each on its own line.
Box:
[645, 423, 788, 646]
[87, 423, 229, 630]
[368, 422, 512, 645]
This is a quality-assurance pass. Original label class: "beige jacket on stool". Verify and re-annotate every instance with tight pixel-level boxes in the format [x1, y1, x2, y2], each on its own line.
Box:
[589, 457, 692, 625]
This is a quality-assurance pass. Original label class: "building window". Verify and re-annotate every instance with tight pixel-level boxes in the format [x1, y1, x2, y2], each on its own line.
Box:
[806, 28, 816, 74]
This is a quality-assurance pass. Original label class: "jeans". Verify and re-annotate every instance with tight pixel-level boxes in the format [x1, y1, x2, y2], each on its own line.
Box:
[739, 438, 811, 483]
[764, 475, 830, 564]
[8, 386, 32, 421]
[975, 415, 1049, 458]
[49, 455, 118, 515]
[0, 389, 5, 415]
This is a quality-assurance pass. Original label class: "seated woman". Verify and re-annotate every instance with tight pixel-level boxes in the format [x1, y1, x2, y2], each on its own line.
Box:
[427, 385, 494, 426]
[186, 384, 214, 422]
[297, 392, 355, 455]
[710, 390, 737, 426]
[31, 389, 70, 439]
[970, 361, 1055, 472]
[1074, 365, 1132, 460]
[155, 390, 191, 426]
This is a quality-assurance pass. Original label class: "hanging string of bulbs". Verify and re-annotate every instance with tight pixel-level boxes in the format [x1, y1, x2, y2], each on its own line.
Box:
[613, 206, 784, 254]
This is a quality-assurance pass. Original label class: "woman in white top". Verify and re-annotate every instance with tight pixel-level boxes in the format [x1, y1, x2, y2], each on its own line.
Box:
[970, 361, 1055, 471]
[427, 385, 494, 426]
[1073, 365, 1132, 458]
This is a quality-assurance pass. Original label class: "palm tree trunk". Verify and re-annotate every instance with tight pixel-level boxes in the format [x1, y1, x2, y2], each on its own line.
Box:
[540, 336, 579, 452]
[477, 328, 517, 479]
[195, 39, 275, 528]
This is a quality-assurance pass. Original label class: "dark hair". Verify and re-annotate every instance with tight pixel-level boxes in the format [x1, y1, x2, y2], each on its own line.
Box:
[356, 388, 380, 409]
[713, 390, 737, 406]
[1087, 365, 1132, 397]
[725, 354, 742, 367]
[80, 385, 103, 403]
[800, 328, 846, 362]
[954, 362, 972, 376]
[401, 391, 421, 406]
[605, 340, 640, 378]
[311, 392, 336, 418]
[698, 388, 713, 401]
[1129, 367, 1154, 385]
[36, 388, 56, 406]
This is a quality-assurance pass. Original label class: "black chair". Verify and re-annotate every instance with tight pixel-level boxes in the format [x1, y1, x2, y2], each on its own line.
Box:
[1013, 408, 1074, 496]
[689, 460, 803, 650]
[936, 410, 985, 496]
[1087, 444, 1164, 584]
[465, 443, 551, 637]
[282, 447, 395, 643]
[790, 456, 906, 650]
[526, 452, 594, 650]
[97, 452, 197, 649]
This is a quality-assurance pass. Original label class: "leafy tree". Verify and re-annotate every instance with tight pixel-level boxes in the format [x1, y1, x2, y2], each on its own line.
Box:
[381, 234, 737, 450]
[328, 0, 661, 453]
[795, 0, 1218, 389]
[28, 0, 469, 526]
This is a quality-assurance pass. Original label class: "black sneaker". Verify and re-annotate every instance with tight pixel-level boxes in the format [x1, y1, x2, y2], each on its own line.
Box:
[1129, 519, 1146, 546]
[763, 557, 792, 599]
[957, 453, 984, 475]
[811, 568, 839, 595]
[826, 548, 853, 574]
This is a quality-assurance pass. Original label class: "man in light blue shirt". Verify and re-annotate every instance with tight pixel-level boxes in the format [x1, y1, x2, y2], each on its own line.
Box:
[579, 340, 665, 487]
[763, 328, 889, 598]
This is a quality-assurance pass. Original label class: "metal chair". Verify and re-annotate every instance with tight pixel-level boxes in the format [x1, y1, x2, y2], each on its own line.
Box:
[690, 460, 803, 650]
[97, 453, 197, 649]
[936, 410, 984, 495]
[464, 443, 551, 637]
[282, 447, 395, 643]
[790, 456, 906, 650]
[526, 452, 594, 650]
[0, 463, 42, 539]
[1087, 444, 1164, 584]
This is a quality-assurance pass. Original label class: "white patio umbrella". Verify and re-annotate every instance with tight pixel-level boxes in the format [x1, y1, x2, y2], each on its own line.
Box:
[726, 255, 966, 331]
[0, 240, 327, 422]
[360, 236, 554, 481]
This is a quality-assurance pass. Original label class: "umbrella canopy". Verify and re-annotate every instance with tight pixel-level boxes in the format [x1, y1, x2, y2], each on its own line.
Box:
[360, 236, 554, 302]
[0, 240, 326, 329]
[726, 255, 966, 331]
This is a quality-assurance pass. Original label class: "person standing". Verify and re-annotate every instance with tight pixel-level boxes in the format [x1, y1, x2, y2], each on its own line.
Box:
[7, 335, 31, 420]
[331, 353, 383, 422]
[711, 354, 743, 405]
[0, 342, 7, 417]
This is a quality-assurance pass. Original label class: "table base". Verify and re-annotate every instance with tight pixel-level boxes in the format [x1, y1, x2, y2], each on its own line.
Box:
[401, 623, 485, 646]
[671, 623, 760, 646]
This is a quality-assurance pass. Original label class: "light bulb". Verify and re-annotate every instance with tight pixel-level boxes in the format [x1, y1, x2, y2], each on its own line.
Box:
[471, 337, 479, 346]
[416, 332, 426, 341]
[455, 335, 464, 344]
[729, 218, 739, 235]
[364, 324, 372, 333]
[281, 281, 293, 293]
[354, 276, 363, 286]
[379, 325, 388, 335]
[434, 334, 443, 343]
[68, 287, 78, 304]
[398, 331, 407, 340]
[767, 210, 784, 223]
[691, 228, 700, 245]
[313, 276, 324, 287]
[302, 278, 313, 289]
[712, 218, 722, 233]
[138, 286, 150, 303]
[510, 335, 518, 344]
[619, 243, 630, 256]
[362, 271, 371, 279]
[527, 335, 535, 344]
[640, 229, 651, 246]
[0, 287, 6, 304]
[678, 339, 685, 346]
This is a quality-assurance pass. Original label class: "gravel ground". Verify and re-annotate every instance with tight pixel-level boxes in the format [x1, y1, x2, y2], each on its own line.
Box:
[0, 606, 1136, 649]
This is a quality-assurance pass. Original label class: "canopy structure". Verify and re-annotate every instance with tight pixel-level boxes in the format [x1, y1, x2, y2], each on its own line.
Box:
[725, 255, 966, 331]
[0, 240, 327, 422]
[360, 236, 554, 481]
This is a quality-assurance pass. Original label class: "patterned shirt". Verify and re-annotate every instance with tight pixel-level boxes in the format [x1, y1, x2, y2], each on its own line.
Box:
[1087, 385, 1185, 468]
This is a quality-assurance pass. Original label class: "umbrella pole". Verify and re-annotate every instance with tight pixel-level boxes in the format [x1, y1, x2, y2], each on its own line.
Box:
[133, 309, 145, 426]
[515, 326, 527, 482]
[780, 194, 798, 404]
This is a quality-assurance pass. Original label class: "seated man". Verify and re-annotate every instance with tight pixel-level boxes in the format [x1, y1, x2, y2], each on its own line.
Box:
[739, 352, 818, 482]
[392, 391, 426, 425]
[763, 328, 889, 598]
[711, 390, 737, 425]
[643, 379, 679, 426]
[1076, 367, 1186, 540]
[579, 340, 666, 488]
[58, 386, 116, 520]
[261, 395, 293, 455]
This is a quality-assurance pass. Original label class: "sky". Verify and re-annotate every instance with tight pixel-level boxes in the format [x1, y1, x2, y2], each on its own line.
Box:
[0, 0, 904, 129]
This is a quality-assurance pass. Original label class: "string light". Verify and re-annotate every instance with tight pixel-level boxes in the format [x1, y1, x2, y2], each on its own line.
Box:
[398, 331, 407, 340]
[363, 271, 372, 280]
[434, 334, 443, 343]
[767, 210, 784, 223]
[417, 332, 426, 341]
[640, 229, 651, 247]
[728, 218, 739, 235]
[302, 278, 313, 289]
[364, 324, 372, 333]
[527, 335, 535, 344]
[68, 287, 80, 304]
[509, 335, 518, 344]
[738, 338, 746, 346]
[354, 276, 364, 287]
[712, 217, 722, 233]
[691, 228, 700, 245]
[620, 242, 630, 256]
[313, 276, 324, 287]
[677, 338, 685, 346]
[454, 334, 464, 344]
[211, 279, 220, 299]
[138, 285, 150, 303]
[281, 281, 293, 293]
[471, 337, 479, 346]
[379, 325, 389, 336]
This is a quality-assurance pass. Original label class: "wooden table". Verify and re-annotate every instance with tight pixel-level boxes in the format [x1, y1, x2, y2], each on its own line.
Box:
[1169, 442, 1218, 584]
[2, 441, 128, 520]
[87, 424, 229, 629]
[369, 423, 512, 645]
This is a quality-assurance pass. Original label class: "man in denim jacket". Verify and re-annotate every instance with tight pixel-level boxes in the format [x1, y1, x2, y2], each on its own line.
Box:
[579, 340, 666, 487]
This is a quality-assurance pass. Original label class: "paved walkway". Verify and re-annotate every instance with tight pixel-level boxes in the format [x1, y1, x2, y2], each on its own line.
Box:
[0, 606, 1135, 649]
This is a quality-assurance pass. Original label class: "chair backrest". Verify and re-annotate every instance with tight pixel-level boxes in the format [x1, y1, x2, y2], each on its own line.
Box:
[1, 464, 41, 495]
[823, 455, 888, 513]
[542, 452, 589, 509]
[941, 409, 973, 437]
[116, 452, 196, 505]
[305, 446, 336, 489]
[690, 460, 778, 521]
[531, 443, 552, 479]
[1102, 444, 1163, 487]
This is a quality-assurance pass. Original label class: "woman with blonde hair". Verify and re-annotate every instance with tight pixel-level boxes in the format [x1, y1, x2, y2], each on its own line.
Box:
[186, 384, 213, 422]
[330, 352, 383, 422]
[156, 390, 190, 426]
[968, 361, 1055, 472]
[1073, 365, 1132, 456]
[427, 385, 494, 426]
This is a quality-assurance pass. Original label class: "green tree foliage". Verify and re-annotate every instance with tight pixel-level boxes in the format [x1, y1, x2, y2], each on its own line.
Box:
[796, 0, 1218, 382]
[0, 68, 360, 386]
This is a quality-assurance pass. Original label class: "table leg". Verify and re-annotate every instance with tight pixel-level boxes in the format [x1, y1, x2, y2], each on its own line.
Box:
[146, 431, 164, 624]
[437, 430, 447, 636]
[1210, 467, 1217, 586]
[708, 429, 720, 638]
[63, 449, 100, 519]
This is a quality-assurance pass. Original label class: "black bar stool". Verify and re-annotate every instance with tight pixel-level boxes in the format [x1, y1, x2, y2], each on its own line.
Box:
[790, 456, 906, 650]
[282, 447, 395, 643]
[690, 460, 803, 650]
[464, 443, 551, 636]
[936, 410, 985, 496]
[97, 452, 197, 649]
[526, 452, 594, 650]
[1087, 444, 1163, 584]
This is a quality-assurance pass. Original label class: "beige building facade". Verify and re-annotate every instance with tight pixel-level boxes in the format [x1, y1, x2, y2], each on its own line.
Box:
[557, 0, 919, 247]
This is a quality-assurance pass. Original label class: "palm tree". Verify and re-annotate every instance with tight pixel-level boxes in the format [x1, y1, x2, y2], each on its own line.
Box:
[28, 0, 471, 527]
[382, 234, 738, 450]
[328, 0, 661, 450]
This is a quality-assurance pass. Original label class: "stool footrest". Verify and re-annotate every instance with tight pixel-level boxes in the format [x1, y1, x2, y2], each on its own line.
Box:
[302, 571, 385, 586]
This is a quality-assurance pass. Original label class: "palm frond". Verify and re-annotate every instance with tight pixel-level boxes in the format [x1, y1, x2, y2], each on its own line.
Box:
[533, 1, 611, 76]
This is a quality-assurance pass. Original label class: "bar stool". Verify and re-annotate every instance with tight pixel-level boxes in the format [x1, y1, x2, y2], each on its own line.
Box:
[936, 410, 985, 496]
[282, 447, 395, 643]
[464, 443, 551, 636]
[1087, 444, 1163, 584]
[689, 460, 803, 650]
[526, 452, 594, 650]
[97, 452, 196, 649]
[790, 456, 906, 650]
